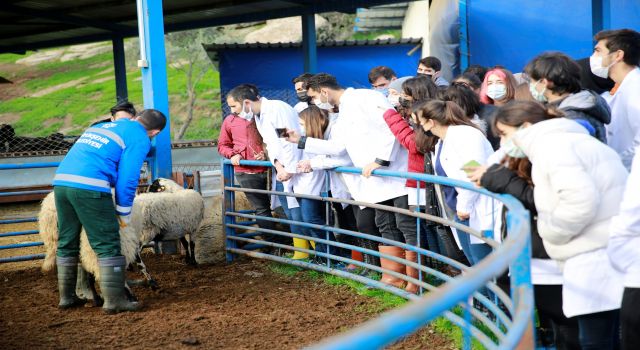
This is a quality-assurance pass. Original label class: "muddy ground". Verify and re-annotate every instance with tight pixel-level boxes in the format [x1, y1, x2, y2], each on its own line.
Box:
[0, 202, 454, 350]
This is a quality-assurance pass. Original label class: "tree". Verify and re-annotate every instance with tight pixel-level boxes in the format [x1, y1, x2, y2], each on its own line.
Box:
[165, 28, 223, 140]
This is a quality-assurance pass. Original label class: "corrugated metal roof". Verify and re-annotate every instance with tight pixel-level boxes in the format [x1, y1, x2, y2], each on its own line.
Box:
[0, 0, 410, 54]
[203, 37, 422, 51]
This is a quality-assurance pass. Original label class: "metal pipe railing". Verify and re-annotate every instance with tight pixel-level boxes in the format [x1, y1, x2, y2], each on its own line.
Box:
[222, 159, 534, 350]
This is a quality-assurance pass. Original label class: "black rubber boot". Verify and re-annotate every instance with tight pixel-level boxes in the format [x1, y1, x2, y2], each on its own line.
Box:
[56, 256, 86, 309]
[98, 256, 142, 315]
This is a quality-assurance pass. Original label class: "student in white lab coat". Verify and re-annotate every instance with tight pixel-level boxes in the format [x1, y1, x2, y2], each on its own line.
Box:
[504, 101, 627, 350]
[226, 84, 303, 249]
[296, 106, 382, 272]
[609, 145, 640, 350]
[286, 73, 414, 288]
[413, 100, 494, 266]
[592, 29, 640, 170]
[293, 106, 350, 263]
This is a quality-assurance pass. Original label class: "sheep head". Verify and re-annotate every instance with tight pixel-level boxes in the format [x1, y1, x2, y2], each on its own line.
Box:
[148, 178, 183, 193]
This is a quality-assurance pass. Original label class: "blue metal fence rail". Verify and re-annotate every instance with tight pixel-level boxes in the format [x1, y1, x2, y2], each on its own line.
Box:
[0, 162, 59, 264]
[222, 159, 534, 349]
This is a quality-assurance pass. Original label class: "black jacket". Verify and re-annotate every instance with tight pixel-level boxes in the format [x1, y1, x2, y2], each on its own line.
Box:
[480, 164, 550, 259]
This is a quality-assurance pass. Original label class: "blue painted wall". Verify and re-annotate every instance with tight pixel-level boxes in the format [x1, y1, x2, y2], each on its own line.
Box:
[466, 0, 640, 73]
[216, 44, 421, 114]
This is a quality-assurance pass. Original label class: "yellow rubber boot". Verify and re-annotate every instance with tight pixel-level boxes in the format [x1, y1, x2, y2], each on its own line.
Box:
[292, 238, 311, 260]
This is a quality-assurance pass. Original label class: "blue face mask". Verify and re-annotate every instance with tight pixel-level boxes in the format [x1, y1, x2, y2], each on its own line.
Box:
[375, 87, 389, 97]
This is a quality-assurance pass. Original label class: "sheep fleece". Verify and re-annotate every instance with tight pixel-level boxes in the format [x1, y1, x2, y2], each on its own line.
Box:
[131, 189, 204, 244]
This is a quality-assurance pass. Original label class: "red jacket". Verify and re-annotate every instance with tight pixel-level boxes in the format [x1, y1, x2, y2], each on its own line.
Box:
[217, 114, 268, 173]
[383, 109, 424, 188]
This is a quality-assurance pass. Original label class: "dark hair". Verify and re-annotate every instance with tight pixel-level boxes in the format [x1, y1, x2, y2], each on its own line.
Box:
[463, 64, 488, 82]
[402, 75, 438, 102]
[492, 101, 563, 136]
[292, 73, 314, 86]
[298, 106, 329, 139]
[452, 72, 482, 90]
[110, 101, 136, 117]
[514, 83, 535, 101]
[306, 73, 342, 92]
[413, 100, 479, 152]
[440, 84, 481, 118]
[137, 109, 167, 131]
[418, 56, 442, 71]
[227, 84, 260, 102]
[368, 66, 397, 83]
[524, 52, 582, 94]
[595, 29, 640, 66]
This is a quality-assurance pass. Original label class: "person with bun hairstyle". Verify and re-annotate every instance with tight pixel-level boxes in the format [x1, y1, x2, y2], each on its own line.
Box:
[469, 101, 580, 350]
[413, 100, 494, 266]
[498, 100, 627, 349]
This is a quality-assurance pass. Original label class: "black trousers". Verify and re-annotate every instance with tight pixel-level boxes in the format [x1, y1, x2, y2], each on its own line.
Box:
[621, 287, 640, 350]
[352, 206, 381, 267]
[374, 195, 417, 246]
[534, 284, 581, 350]
[235, 172, 279, 241]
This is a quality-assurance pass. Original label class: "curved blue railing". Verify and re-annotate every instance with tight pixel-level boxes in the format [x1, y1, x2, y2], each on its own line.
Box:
[222, 159, 534, 350]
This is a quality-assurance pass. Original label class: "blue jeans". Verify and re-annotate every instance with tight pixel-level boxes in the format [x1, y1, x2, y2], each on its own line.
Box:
[299, 198, 344, 260]
[275, 181, 303, 242]
[455, 217, 473, 265]
[454, 217, 492, 265]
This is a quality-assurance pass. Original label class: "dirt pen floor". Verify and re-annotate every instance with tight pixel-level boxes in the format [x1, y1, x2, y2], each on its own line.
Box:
[1, 202, 455, 350]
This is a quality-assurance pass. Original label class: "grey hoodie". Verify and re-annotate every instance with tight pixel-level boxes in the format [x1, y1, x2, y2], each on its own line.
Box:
[555, 89, 611, 143]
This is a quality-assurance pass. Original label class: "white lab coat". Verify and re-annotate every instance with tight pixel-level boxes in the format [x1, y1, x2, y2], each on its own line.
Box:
[606, 68, 640, 170]
[307, 113, 353, 205]
[434, 125, 495, 244]
[304, 88, 408, 204]
[254, 97, 302, 208]
[609, 144, 640, 288]
[293, 101, 309, 113]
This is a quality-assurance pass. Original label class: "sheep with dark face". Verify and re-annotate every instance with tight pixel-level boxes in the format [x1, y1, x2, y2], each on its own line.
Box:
[132, 178, 205, 265]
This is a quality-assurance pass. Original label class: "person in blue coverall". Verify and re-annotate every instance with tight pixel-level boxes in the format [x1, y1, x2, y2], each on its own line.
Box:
[53, 109, 166, 314]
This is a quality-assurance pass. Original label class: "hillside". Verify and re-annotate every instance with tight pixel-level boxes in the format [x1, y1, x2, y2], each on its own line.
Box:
[0, 42, 220, 141]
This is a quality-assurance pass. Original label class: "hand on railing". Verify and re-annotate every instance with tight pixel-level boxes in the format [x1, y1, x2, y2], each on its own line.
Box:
[361, 162, 381, 178]
[230, 154, 242, 166]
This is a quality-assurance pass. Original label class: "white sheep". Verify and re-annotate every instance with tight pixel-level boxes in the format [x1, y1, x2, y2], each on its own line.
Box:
[38, 178, 201, 300]
[131, 178, 205, 265]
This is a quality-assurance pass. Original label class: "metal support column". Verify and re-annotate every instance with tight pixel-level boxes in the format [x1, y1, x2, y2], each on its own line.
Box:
[136, 0, 172, 179]
[301, 12, 317, 73]
[112, 35, 128, 103]
[458, 0, 470, 73]
[592, 0, 611, 40]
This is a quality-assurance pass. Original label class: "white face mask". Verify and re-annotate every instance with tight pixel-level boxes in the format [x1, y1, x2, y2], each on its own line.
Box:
[238, 102, 254, 121]
[387, 94, 400, 107]
[313, 92, 334, 111]
[590, 53, 615, 79]
[487, 84, 507, 101]
[529, 81, 548, 103]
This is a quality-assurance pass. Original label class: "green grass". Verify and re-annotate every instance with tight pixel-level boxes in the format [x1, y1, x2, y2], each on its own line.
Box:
[0, 50, 222, 139]
[351, 29, 402, 40]
[267, 261, 497, 349]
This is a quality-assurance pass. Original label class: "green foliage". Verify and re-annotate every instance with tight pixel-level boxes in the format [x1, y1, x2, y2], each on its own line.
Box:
[0, 49, 221, 139]
[350, 30, 402, 41]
